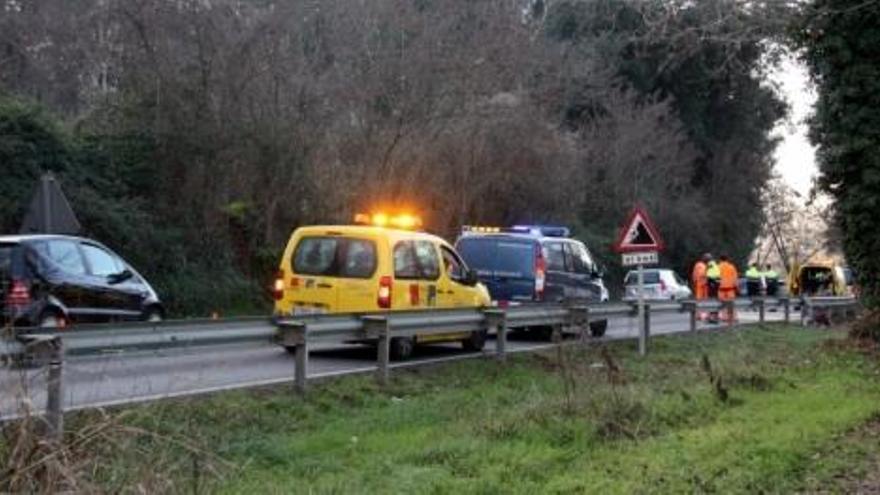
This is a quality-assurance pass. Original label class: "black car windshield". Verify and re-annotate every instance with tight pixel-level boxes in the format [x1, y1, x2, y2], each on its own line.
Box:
[456, 237, 535, 278]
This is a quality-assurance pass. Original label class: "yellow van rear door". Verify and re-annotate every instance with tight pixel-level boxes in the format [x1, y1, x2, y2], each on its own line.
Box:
[289, 236, 339, 315]
[334, 237, 380, 313]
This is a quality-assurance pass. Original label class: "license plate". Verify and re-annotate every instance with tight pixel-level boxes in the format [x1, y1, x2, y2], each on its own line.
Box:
[292, 306, 326, 316]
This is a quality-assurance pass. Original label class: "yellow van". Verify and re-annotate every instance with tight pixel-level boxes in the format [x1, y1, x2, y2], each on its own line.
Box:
[273, 216, 491, 359]
[787, 260, 853, 297]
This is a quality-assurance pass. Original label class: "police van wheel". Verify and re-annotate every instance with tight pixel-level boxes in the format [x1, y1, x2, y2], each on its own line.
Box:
[390, 337, 415, 361]
[531, 326, 555, 341]
[589, 320, 608, 338]
[462, 330, 487, 352]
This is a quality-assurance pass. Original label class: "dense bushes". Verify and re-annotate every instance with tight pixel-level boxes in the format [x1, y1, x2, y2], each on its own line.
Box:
[0, 97, 269, 316]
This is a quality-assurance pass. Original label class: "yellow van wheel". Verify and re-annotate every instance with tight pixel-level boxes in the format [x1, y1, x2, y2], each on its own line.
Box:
[462, 330, 487, 352]
[390, 337, 415, 361]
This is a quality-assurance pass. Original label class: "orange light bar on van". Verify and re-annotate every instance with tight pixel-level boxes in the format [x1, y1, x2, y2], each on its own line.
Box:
[373, 213, 389, 227]
[390, 214, 420, 229]
[462, 225, 501, 234]
[353, 212, 422, 230]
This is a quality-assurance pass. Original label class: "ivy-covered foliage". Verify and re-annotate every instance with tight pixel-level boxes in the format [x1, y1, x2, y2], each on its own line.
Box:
[795, 0, 880, 308]
[0, 96, 266, 316]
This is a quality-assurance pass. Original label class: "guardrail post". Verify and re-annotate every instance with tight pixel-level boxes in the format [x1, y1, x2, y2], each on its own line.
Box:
[278, 322, 309, 395]
[782, 297, 790, 324]
[758, 298, 766, 324]
[484, 309, 507, 362]
[567, 305, 590, 343]
[725, 301, 735, 328]
[552, 324, 563, 347]
[293, 325, 309, 395]
[582, 307, 591, 343]
[683, 302, 697, 333]
[846, 301, 857, 321]
[639, 303, 650, 356]
[800, 298, 809, 326]
[46, 336, 64, 443]
[20, 334, 64, 442]
[364, 316, 391, 387]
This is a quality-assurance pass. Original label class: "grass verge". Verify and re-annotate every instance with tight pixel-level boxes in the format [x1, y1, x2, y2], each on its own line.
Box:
[6, 324, 880, 493]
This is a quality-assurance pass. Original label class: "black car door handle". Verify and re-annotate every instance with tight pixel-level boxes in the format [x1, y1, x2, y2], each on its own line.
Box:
[317, 283, 333, 289]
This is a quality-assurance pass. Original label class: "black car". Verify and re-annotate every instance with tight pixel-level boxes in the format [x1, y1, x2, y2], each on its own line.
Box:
[455, 225, 609, 337]
[0, 235, 163, 328]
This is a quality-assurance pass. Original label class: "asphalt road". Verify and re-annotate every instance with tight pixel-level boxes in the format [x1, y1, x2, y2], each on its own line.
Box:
[0, 308, 784, 419]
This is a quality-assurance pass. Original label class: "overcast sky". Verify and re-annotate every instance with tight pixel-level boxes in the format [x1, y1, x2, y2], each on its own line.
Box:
[772, 55, 818, 199]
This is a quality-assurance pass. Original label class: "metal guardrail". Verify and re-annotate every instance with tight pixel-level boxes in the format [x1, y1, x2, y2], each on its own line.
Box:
[1, 296, 860, 359]
[274, 296, 859, 393]
[8, 316, 275, 355]
[0, 295, 860, 436]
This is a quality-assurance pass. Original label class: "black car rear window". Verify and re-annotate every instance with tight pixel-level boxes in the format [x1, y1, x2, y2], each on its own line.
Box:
[456, 237, 536, 278]
[31, 239, 88, 275]
[292, 237, 377, 278]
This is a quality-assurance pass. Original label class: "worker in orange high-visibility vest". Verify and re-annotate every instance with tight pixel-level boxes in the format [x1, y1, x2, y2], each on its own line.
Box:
[717, 255, 739, 323]
[691, 253, 712, 320]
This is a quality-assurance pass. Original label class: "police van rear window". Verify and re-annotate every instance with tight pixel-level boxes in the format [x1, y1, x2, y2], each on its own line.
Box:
[293, 237, 377, 278]
[456, 237, 535, 278]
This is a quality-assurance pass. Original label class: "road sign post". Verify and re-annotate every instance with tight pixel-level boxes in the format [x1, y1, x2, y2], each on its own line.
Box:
[615, 206, 665, 358]
[637, 265, 647, 355]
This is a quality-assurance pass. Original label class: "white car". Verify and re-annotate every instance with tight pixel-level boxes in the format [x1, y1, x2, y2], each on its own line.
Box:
[623, 268, 692, 301]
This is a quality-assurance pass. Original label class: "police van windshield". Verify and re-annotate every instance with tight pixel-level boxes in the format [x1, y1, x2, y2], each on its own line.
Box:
[456, 237, 535, 278]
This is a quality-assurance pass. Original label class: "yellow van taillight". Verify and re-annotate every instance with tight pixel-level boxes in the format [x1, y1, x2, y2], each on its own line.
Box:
[272, 271, 285, 301]
[378, 276, 392, 309]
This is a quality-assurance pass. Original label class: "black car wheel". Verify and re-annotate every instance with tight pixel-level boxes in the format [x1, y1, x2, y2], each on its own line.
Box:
[143, 307, 163, 323]
[462, 330, 487, 352]
[390, 337, 415, 361]
[39, 310, 66, 329]
[589, 319, 608, 338]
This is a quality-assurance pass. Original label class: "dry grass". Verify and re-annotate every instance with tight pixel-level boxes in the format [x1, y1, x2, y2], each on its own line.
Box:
[0, 369, 229, 493]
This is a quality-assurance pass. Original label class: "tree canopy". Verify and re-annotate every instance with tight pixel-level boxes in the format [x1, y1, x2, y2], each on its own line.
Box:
[0, 0, 789, 314]
[794, 0, 880, 307]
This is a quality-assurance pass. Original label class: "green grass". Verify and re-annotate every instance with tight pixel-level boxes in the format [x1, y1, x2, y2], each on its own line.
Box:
[62, 325, 880, 493]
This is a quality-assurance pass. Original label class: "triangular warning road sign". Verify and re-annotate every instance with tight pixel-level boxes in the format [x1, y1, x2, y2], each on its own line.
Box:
[614, 206, 664, 253]
[19, 173, 81, 235]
